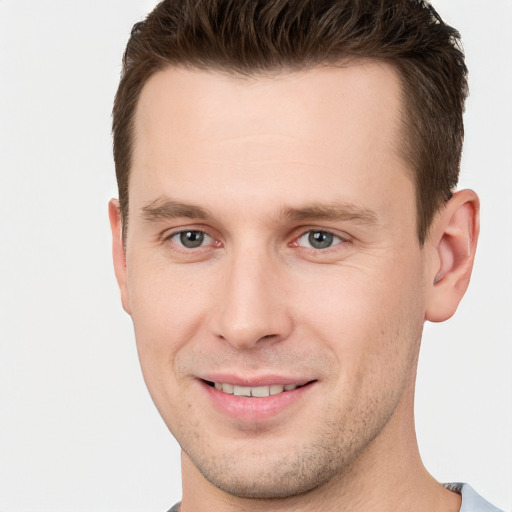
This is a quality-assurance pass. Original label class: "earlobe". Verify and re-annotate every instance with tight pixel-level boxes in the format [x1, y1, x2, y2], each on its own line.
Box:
[425, 190, 480, 323]
[108, 199, 132, 315]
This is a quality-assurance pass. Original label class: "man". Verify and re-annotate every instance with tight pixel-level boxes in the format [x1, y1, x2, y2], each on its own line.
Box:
[108, 1, 504, 511]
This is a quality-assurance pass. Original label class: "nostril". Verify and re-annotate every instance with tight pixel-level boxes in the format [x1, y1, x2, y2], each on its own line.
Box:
[259, 334, 278, 341]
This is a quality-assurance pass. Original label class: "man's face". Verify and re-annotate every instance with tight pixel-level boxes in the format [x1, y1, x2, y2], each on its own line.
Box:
[116, 63, 431, 498]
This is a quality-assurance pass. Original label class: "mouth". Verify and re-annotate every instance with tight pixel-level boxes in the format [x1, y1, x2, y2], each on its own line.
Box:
[200, 377, 318, 422]
[203, 380, 315, 397]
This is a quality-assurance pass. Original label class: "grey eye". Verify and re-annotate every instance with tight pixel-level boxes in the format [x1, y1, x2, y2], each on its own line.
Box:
[298, 231, 340, 249]
[172, 230, 210, 248]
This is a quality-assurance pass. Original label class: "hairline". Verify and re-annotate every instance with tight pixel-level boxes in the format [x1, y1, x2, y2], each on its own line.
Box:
[121, 58, 426, 246]
[121, 57, 428, 246]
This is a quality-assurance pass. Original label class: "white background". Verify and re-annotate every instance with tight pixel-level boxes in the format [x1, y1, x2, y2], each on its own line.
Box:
[0, 1, 510, 511]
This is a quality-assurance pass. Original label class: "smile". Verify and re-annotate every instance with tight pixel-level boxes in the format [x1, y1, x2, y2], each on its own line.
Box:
[202, 378, 317, 422]
[204, 380, 313, 397]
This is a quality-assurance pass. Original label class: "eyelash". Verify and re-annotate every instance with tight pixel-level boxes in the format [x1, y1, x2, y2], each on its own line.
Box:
[293, 229, 349, 251]
[165, 229, 217, 250]
[163, 227, 349, 253]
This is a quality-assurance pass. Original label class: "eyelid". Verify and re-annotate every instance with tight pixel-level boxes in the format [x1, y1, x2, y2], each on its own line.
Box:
[161, 223, 209, 239]
[158, 224, 351, 253]
[161, 225, 222, 249]
[170, 230, 213, 248]
[292, 227, 351, 246]
[300, 231, 339, 247]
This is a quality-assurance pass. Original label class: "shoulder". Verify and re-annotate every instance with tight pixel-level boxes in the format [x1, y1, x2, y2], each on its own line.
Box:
[166, 504, 180, 512]
[445, 483, 506, 512]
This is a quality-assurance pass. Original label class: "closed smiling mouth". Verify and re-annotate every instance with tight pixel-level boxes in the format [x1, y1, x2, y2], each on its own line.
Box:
[203, 380, 316, 397]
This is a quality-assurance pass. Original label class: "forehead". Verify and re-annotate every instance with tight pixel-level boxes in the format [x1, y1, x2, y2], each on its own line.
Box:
[133, 61, 405, 161]
[130, 62, 412, 226]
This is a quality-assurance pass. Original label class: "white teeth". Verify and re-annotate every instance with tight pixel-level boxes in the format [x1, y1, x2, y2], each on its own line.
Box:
[233, 385, 251, 396]
[222, 382, 234, 394]
[213, 382, 300, 397]
[251, 386, 270, 397]
[269, 384, 284, 395]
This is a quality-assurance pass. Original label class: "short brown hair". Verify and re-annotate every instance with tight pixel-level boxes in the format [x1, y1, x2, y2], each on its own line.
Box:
[112, 0, 468, 244]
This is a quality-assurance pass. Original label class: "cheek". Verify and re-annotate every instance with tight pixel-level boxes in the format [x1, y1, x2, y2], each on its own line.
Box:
[127, 257, 217, 371]
[126, 260, 221, 421]
[293, 252, 426, 377]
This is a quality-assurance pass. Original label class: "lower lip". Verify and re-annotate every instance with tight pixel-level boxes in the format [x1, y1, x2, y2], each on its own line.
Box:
[201, 380, 315, 423]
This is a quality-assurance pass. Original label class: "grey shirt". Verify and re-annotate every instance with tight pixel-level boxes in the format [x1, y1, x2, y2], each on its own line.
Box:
[445, 483, 505, 512]
[167, 483, 505, 512]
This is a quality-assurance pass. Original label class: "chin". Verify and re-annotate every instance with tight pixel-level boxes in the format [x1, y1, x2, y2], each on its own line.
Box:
[185, 441, 348, 500]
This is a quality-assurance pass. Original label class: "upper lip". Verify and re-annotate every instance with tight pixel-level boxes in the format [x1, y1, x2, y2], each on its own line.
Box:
[198, 374, 314, 387]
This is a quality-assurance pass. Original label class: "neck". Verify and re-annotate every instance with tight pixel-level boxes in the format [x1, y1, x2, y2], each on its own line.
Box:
[179, 380, 460, 512]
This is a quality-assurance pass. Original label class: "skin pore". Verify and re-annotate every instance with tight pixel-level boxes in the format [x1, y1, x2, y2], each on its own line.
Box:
[110, 61, 479, 512]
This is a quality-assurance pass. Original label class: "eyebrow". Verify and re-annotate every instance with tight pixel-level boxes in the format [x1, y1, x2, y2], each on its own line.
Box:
[279, 202, 379, 225]
[141, 197, 212, 221]
[140, 196, 379, 226]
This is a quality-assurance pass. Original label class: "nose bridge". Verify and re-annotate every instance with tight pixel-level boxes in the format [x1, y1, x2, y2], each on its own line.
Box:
[214, 241, 291, 349]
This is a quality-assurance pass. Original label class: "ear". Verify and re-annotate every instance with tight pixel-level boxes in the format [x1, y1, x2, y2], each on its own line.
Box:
[425, 190, 480, 323]
[108, 199, 132, 315]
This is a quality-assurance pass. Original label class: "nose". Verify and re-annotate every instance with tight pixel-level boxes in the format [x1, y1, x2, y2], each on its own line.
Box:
[212, 248, 293, 350]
